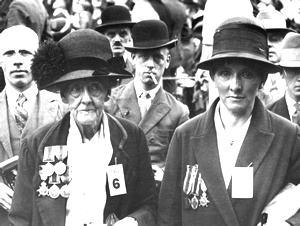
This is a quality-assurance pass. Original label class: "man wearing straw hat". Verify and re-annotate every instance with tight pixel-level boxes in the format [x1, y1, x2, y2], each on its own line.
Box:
[158, 16, 300, 226]
[105, 20, 189, 190]
[9, 29, 157, 226]
[268, 32, 300, 128]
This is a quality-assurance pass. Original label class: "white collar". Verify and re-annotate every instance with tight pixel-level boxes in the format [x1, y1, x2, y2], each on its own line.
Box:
[6, 82, 38, 102]
[285, 92, 298, 120]
[134, 77, 161, 101]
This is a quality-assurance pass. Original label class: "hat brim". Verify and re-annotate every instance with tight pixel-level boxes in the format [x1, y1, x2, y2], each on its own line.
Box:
[198, 53, 280, 74]
[41, 69, 132, 92]
[95, 22, 136, 33]
[125, 39, 177, 52]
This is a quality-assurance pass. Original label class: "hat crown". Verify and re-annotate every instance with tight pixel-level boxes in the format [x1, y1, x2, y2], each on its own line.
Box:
[128, 20, 176, 50]
[101, 5, 132, 25]
[279, 32, 300, 67]
[59, 29, 112, 61]
[257, 10, 287, 30]
[212, 16, 268, 59]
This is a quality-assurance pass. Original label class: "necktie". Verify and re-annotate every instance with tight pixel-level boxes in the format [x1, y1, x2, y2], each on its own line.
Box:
[292, 102, 300, 126]
[14, 93, 28, 133]
[139, 92, 151, 118]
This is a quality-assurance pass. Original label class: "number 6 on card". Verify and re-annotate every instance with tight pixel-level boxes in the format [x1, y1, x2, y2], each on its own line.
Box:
[107, 164, 127, 196]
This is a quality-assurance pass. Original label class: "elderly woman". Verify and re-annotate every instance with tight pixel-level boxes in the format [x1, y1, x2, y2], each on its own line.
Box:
[8, 29, 157, 226]
[158, 16, 300, 226]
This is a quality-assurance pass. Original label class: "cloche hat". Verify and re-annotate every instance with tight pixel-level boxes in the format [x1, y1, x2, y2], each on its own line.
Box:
[279, 32, 300, 68]
[198, 16, 280, 74]
[31, 29, 132, 92]
[125, 20, 177, 52]
[95, 5, 136, 34]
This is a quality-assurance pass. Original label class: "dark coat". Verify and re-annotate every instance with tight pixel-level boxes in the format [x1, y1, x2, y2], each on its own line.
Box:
[158, 98, 300, 226]
[267, 96, 290, 121]
[105, 81, 189, 168]
[9, 113, 157, 226]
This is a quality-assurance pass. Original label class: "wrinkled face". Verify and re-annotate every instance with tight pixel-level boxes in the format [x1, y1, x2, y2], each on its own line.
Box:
[104, 26, 132, 57]
[133, 48, 170, 90]
[284, 67, 300, 102]
[0, 34, 38, 91]
[267, 31, 286, 63]
[212, 60, 262, 115]
[62, 78, 108, 128]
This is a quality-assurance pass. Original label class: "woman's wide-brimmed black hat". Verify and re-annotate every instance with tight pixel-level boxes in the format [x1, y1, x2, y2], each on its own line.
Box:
[95, 5, 136, 34]
[125, 20, 177, 52]
[31, 29, 132, 92]
[198, 16, 280, 74]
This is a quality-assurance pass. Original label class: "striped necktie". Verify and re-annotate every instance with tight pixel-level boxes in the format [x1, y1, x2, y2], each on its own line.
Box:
[292, 102, 300, 126]
[14, 93, 28, 133]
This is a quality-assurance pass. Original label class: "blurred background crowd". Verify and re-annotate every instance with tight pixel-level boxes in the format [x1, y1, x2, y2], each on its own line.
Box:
[0, 0, 299, 118]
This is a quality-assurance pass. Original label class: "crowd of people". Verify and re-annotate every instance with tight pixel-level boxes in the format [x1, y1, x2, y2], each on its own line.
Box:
[1, 0, 300, 225]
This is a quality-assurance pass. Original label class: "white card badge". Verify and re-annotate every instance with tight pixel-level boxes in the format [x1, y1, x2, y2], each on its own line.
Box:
[107, 164, 127, 196]
[232, 167, 253, 198]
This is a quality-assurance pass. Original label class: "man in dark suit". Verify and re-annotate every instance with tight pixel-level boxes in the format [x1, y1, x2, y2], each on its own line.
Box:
[95, 5, 135, 78]
[105, 20, 189, 188]
[267, 32, 300, 126]
[0, 25, 66, 225]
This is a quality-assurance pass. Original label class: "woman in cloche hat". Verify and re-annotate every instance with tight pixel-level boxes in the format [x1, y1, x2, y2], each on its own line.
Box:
[9, 29, 157, 226]
[158, 16, 300, 226]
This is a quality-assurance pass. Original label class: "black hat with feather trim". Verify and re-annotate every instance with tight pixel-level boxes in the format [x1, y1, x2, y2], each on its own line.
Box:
[31, 29, 132, 92]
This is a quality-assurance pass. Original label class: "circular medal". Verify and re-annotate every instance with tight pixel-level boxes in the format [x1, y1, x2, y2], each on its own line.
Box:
[54, 161, 66, 175]
[37, 182, 48, 197]
[43, 162, 55, 177]
[60, 184, 70, 198]
[49, 184, 60, 199]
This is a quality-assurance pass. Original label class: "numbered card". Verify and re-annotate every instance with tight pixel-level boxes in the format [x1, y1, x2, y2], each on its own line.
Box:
[232, 167, 253, 198]
[107, 164, 127, 196]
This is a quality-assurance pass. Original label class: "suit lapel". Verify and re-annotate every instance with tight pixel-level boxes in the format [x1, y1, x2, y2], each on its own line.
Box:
[139, 88, 171, 134]
[22, 90, 59, 139]
[116, 82, 142, 124]
[192, 99, 239, 226]
[0, 90, 13, 158]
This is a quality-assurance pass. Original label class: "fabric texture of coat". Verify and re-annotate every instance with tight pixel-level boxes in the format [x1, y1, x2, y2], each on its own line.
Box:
[105, 81, 189, 168]
[158, 97, 300, 226]
[9, 112, 157, 226]
[267, 95, 290, 121]
[0, 88, 66, 226]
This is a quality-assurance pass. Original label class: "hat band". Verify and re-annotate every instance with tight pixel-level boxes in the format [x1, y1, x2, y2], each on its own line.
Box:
[65, 57, 110, 75]
[133, 38, 171, 48]
[213, 27, 268, 59]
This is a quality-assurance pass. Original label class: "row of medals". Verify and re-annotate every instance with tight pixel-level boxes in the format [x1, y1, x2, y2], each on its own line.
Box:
[37, 146, 71, 199]
[183, 164, 210, 210]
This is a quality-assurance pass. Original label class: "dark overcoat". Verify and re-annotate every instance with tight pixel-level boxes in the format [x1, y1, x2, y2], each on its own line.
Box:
[158, 98, 300, 226]
[9, 113, 157, 226]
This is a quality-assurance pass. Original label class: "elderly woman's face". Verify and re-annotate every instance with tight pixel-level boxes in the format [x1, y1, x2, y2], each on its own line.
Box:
[212, 60, 262, 115]
[62, 78, 108, 127]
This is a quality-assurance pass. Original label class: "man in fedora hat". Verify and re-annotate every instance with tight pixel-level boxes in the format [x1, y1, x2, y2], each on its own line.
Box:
[0, 25, 66, 226]
[105, 20, 189, 190]
[268, 32, 300, 127]
[9, 29, 157, 226]
[95, 5, 135, 76]
[158, 16, 300, 226]
[256, 9, 295, 105]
